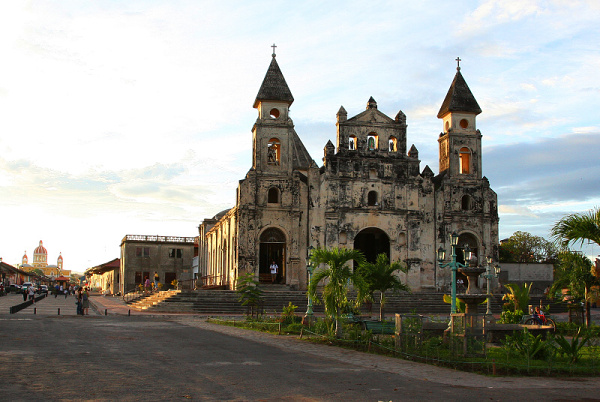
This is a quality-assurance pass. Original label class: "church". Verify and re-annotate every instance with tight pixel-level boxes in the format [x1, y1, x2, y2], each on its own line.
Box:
[20, 240, 70, 278]
[198, 52, 499, 292]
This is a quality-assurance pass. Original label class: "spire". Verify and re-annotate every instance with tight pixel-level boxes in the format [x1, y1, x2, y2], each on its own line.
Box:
[366, 96, 377, 109]
[253, 48, 294, 108]
[437, 64, 481, 118]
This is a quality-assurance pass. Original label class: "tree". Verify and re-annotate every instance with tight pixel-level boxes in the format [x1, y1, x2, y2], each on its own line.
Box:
[503, 282, 532, 313]
[549, 251, 599, 327]
[356, 253, 410, 321]
[551, 206, 600, 249]
[551, 207, 600, 327]
[31, 269, 44, 277]
[307, 247, 366, 338]
[499, 231, 557, 263]
[236, 273, 263, 319]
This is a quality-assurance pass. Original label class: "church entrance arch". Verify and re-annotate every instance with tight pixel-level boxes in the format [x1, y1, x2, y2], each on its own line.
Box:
[259, 228, 286, 284]
[353, 228, 390, 264]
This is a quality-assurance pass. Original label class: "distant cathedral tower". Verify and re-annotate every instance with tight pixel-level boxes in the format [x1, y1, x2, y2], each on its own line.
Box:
[33, 240, 48, 268]
[57, 253, 63, 271]
[22, 251, 28, 265]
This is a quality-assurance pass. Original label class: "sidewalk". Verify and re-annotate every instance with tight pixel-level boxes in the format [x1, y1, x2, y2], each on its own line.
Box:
[0, 292, 81, 316]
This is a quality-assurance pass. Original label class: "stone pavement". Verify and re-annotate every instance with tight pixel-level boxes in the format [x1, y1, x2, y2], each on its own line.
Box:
[1, 292, 599, 398]
[0, 292, 81, 316]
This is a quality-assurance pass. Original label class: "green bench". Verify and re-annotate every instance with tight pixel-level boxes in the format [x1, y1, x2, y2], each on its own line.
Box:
[363, 320, 395, 335]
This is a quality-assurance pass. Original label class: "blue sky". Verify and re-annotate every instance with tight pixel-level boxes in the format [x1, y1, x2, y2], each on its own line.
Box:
[1, 1, 599, 272]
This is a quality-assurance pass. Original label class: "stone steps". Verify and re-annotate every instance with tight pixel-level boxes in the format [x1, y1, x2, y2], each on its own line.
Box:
[128, 288, 568, 315]
[128, 290, 181, 310]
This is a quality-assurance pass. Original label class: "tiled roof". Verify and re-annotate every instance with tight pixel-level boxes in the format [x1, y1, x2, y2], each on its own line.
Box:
[437, 70, 481, 118]
[254, 56, 294, 108]
[289, 129, 313, 170]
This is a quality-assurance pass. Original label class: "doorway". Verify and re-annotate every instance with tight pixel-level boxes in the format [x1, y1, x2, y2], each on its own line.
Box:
[354, 227, 390, 264]
[259, 228, 286, 283]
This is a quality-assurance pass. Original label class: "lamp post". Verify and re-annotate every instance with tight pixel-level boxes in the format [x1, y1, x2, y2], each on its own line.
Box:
[304, 246, 315, 321]
[482, 256, 500, 315]
[437, 232, 469, 314]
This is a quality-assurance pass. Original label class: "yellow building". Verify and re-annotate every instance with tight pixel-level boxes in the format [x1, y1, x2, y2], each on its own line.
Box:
[21, 240, 71, 278]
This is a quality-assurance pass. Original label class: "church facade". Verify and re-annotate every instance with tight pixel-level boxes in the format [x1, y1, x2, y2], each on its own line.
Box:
[20, 240, 71, 278]
[198, 54, 499, 292]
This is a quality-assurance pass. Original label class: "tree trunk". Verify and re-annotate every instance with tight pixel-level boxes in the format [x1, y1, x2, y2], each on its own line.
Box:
[585, 286, 591, 327]
[379, 292, 385, 322]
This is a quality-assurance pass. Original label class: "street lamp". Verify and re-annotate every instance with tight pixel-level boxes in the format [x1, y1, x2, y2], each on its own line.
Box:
[482, 256, 501, 315]
[437, 232, 468, 314]
[304, 246, 315, 321]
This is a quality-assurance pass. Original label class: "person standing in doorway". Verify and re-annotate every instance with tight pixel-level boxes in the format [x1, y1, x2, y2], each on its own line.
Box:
[270, 261, 279, 283]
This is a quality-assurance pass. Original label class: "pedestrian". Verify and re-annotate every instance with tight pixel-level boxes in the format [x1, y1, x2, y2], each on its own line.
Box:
[22, 286, 27, 302]
[64, 286, 68, 299]
[55, 284, 59, 298]
[154, 271, 159, 290]
[28, 285, 35, 303]
[270, 260, 279, 283]
[82, 287, 90, 315]
[76, 287, 83, 315]
[144, 277, 151, 294]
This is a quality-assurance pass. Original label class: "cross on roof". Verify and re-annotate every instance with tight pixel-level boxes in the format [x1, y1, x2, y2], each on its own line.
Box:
[271, 43, 277, 57]
[455, 56, 461, 71]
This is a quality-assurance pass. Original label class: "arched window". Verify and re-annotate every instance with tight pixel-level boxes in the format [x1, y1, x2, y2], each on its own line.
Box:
[368, 191, 378, 206]
[461, 195, 473, 211]
[267, 138, 280, 165]
[349, 135, 357, 150]
[367, 133, 378, 150]
[459, 147, 471, 174]
[267, 187, 280, 204]
[388, 136, 397, 152]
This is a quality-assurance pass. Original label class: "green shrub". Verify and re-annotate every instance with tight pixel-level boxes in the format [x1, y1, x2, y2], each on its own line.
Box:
[501, 329, 553, 363]
[497, 309, 524, 324]
[552, 327, 592, 363]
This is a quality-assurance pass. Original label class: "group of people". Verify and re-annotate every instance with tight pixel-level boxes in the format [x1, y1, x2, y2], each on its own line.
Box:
[54, 284, 77, 298]
[75, 287, 90, 316]
[143, 272, 161, 293]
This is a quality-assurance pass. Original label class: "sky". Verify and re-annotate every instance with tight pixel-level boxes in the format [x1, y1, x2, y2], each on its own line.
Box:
[1, 0, 599, 273]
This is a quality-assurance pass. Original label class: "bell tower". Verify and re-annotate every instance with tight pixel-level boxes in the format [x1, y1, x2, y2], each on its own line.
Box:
[252, 45, 295, 174]
[437, 58, 483, 180]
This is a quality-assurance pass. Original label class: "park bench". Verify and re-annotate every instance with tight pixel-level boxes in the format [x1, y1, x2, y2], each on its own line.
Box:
[363, 320, 395, 335]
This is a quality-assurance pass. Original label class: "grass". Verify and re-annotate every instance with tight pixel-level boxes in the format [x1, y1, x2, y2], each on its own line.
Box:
[208, 314, 600, 376]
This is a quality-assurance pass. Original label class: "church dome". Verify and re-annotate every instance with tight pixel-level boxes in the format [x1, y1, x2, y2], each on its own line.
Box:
[34, 240, 48, 255]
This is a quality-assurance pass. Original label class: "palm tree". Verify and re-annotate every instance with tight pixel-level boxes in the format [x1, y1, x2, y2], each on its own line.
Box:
[551, 207, 600, 326]
[503, 282, 532, 313]
[307, 247, 366, 337]
[356, 253, 410, 321]
[551, 207, 600, 249]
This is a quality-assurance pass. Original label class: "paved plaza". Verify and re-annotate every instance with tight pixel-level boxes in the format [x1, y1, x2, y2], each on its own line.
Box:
[0, 293, 599, 401]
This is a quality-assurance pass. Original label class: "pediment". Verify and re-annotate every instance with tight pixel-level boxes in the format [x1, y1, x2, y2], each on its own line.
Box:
[346, 108, 395, 125]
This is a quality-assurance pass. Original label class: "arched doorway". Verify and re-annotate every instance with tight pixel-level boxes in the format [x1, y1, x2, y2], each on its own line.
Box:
[354, 228, 390, 264]
[259, 228, 286, 283]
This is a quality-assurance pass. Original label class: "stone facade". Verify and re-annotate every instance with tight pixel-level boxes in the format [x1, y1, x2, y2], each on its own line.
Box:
[199, 55, 499, 292]
[119, 235, 197, 294]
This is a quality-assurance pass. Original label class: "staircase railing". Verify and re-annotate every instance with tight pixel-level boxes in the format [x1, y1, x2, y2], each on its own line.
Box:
[201, 274, 227, 288]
